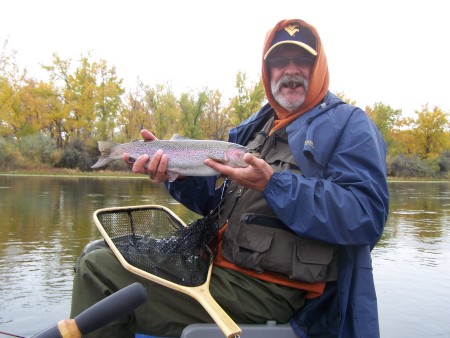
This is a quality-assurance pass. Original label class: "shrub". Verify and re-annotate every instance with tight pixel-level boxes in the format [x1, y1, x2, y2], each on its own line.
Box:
[57, 138, 97, 171]
[0, 138, 19, 170]
[437, 151, 450, 174]
[389, 155, 436, 177]
[17, 133, 56, 164]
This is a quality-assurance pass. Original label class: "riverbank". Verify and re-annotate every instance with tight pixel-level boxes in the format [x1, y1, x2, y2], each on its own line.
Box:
[1, 169, 449, 182]
[0, 169, 145, 179]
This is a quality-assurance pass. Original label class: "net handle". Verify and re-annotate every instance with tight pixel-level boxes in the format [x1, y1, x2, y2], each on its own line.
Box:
[93, 205, 241, 338]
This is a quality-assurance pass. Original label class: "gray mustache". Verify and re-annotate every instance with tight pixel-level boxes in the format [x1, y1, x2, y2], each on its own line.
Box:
[272, 75, 308, 93]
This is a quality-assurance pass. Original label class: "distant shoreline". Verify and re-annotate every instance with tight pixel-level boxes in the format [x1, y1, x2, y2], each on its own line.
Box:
[0, 169, 145, 179]
[1, 170, 449, 183]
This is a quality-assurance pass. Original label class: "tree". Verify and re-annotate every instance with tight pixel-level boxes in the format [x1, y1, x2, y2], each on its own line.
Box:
[334, 91, 357, 106]
[94, 59, 125, 140]
[119, 90, 152, 141]
[366, 102, 402, 151]
[16, 79, 63, 139]
[179, 90, 208, 139]
[42, 52, 124, 147]
[410, 104, 449, 158]
[200, 89, 231, 140]
[150, 83, 180, 139]
[0, 76, 17, 136]
[227, 71, 265, 126]
[0, 39, 22, 84]
[0, 40, 27, 137]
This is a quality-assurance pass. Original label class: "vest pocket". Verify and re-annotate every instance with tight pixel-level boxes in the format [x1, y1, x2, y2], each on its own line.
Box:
[226, 213, 338, 283]
[290, 237, 338, 282]
[235, 224, 274, 272]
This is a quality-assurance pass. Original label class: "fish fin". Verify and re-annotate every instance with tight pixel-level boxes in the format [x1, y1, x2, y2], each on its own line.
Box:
[170, 134, 190, 141]
[97, 141, 117, 155]
[91, 155, 115, 169]
[167, 171, 180, 182]
[215, 175, 227, 190]
[91, 141, 118, 169]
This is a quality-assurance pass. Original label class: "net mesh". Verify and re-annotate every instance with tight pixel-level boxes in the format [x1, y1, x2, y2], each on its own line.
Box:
[96, 207, 219, 287]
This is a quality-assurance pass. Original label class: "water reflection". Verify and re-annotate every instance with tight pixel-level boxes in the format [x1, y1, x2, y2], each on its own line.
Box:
[375, 182, 449, 262]
[0, 175, 199, 337]
[0, 176, 449, 337]
[372, 181, 450, 338]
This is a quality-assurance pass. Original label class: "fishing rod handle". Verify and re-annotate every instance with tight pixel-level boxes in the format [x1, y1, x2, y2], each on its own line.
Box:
[33, 282, 148, 337]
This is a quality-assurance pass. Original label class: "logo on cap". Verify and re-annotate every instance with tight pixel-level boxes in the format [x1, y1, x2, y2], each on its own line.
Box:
[264, 22, 318, 59]
[284, 24, 300, 37]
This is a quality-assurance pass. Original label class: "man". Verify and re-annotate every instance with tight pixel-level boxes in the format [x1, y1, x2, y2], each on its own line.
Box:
[71, 18, 389, 337]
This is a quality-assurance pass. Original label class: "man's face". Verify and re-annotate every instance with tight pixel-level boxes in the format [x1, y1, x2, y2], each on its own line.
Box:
[267, 45, 315, 113]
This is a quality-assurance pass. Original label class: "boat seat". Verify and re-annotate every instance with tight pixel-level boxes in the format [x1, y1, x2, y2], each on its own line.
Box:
[136, 320, 297, 338]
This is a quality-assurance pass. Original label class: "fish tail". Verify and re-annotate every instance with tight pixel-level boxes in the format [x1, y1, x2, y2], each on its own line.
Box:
[91, 141, 118, 169]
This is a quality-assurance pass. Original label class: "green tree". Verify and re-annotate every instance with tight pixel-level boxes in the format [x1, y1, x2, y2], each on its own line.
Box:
[366, 102, 402, 151]
[119, 90, 152, 140]
[179, 90, 208, 139]
[227, 71, 265, 126]
[118, 82, 180, 141]
[94, 59, 125, 139]
[150, 83, 180, 139]
[200, 89, 231, 140]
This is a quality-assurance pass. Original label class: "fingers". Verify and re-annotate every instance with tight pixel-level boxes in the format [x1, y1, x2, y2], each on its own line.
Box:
[204, 158, 232, 176]
[145, 150, 169, 182]
[132, 154, 150, 174]
[122, 130, 167, 181]
[205, 154, 273, 192]
[123, 149, 168, 182]
[123, 152, 137, 169]
[205, 153, 261, 174]
[140, 129, 158, 141]
[243, 152, 259, 166]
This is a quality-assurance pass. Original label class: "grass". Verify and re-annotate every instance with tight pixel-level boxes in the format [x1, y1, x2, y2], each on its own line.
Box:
[0, 168, 147, 179]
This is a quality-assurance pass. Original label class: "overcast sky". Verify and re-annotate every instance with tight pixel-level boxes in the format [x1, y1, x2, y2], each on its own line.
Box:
[2, 0, 449, 117]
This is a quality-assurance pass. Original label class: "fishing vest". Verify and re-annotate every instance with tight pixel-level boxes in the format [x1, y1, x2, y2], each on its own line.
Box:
[216, 116, 338, 283]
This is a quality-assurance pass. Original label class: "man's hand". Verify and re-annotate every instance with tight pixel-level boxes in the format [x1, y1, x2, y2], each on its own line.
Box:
[205, 153, 274, 192]
[123, 129, 170, 183]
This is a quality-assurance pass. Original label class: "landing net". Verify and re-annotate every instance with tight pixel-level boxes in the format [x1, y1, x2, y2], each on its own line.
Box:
[95, 206, 219, 287]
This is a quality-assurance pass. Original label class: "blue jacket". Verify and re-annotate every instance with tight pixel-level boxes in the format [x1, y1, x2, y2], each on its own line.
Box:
[167, 92, 389, 338]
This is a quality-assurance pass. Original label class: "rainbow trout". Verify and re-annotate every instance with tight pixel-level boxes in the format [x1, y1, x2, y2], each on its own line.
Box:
[91, 134, 249, 182]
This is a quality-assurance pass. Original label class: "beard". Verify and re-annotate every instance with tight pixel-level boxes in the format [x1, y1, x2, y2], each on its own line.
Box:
[271, 74, 309, 112]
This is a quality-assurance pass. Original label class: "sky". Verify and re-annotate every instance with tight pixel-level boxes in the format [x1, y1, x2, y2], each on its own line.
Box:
[1, 0, 449, 117]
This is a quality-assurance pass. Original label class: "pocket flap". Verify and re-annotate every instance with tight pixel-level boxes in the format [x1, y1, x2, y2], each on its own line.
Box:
[236, 225, 273, 253]
[296, 237, 334, 264]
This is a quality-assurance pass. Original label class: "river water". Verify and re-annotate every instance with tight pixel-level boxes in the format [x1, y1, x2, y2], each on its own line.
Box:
[0, 175, 449, 337]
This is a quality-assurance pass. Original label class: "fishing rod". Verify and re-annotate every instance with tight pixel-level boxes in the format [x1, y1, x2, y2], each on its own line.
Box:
[0, 330, 25, 338]
[1, 282, 147, 338]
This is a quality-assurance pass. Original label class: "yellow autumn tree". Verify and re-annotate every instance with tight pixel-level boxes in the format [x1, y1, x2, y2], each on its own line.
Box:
[42, 52, 124, 147]
[409, 104, 449, 158]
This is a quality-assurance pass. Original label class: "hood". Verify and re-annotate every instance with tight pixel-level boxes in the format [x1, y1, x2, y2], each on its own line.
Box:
[262, 19, 330, 121]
